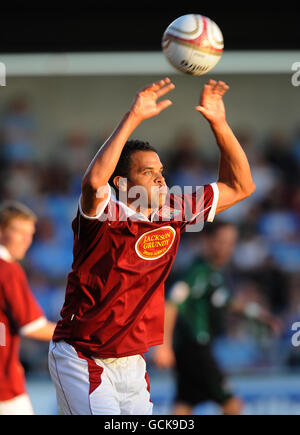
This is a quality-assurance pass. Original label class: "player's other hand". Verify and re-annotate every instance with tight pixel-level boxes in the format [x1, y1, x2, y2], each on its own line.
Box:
[130, 78, 175, 123]
[195, 79, 229, 125]
[152, 344, 176, 369]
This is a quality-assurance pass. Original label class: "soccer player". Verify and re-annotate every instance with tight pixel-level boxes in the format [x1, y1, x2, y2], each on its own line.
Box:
[153, 221, 282, 415]
[48, 78, 255, 415]
[0, 201, 56, 415]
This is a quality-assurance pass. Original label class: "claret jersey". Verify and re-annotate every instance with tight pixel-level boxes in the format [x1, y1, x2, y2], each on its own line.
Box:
[0, 246, 46, 401]
[53, 183, 219, 358]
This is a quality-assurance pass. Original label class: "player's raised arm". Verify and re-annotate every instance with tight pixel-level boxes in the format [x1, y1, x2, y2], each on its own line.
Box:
[81, 78, 175, 217]
[195, 80, 255, 215]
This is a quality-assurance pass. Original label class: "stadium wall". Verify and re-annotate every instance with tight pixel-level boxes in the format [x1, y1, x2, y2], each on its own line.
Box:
[0, 72, 298, 159]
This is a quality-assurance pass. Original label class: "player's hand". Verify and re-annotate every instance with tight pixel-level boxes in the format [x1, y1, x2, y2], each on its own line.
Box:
[130, 78, 175, 122]
[195, 79, 229, 125]
[151, 344, 176, 369]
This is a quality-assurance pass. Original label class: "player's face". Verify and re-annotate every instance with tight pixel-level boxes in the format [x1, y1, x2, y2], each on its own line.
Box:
[0, 217, 35, 261]
[209, 226, 238, 266]
[126, 151, 168, 210]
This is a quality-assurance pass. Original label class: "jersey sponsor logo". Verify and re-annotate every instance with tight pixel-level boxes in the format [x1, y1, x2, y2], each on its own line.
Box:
[135, 226, 176, 260]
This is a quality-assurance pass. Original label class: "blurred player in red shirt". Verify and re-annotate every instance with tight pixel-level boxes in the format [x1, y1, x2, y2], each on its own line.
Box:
[0, 202, 56, 415]
[49, 78, 255, 415]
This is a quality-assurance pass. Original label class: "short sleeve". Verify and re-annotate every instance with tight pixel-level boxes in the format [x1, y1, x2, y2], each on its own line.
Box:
[205, 183, 219, 223]
[3, 264, 46, 336]
[75, 183, 110, 240]
[78, 183, 111, 221]
[74, 184, 125, 243]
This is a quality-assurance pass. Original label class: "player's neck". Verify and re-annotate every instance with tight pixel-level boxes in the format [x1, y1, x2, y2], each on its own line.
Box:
[126, 201, 152, 220]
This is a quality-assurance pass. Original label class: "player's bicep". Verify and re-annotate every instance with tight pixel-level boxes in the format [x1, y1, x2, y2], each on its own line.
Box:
[215, 181, 243, 214]
[80, 182, 110, 219]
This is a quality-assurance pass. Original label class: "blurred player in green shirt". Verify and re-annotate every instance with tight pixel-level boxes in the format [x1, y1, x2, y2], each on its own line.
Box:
[153, 221, 282, 415]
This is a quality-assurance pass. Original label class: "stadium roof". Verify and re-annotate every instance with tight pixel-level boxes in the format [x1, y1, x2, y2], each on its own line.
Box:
[0, 5, 299, 53]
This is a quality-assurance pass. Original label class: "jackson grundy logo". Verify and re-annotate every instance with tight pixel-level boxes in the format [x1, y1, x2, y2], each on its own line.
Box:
[135, 226, 176, 260]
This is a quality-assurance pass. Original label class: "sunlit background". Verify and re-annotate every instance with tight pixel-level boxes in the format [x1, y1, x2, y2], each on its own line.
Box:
[1, 5, 300, 415]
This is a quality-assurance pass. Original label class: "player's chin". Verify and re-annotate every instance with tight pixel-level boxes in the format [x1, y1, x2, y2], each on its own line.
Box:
[12, 250, 26, 261]
[18, 245, 30, 259]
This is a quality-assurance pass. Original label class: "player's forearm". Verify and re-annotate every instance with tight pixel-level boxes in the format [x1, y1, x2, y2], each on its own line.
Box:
[163, 301, 178, 347]
[24, 321, 56, 341]
[82, 111, 140, 189]
[212, 120, 255, 195]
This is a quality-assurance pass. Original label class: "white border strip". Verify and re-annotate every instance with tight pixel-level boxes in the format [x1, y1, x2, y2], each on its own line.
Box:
[207, 182, 219, 223]
[0, 51, 298, 76]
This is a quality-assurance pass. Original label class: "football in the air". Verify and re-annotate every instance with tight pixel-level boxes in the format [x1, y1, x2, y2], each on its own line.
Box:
[162, 14, 224, 76]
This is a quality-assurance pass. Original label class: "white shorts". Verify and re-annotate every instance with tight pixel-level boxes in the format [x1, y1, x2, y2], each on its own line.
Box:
[48, 340, 153, 415]
[0, 393, 34, 415]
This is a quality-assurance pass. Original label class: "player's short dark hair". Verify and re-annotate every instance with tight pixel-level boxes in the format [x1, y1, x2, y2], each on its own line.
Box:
[0, 201, 37, 229]
[109, 139, 157, 188]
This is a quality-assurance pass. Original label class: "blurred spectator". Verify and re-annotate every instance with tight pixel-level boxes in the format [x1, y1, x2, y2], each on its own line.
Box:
[248, 257, 289, 314]
[27, 270, 65, 322]
[58, 130, 91, 175]
[167, 127, 199, 174]
[166, 127, 213, 188]
[257, 204, 300, 244]
[290, 185, 300, 218]
[249, 152, 279, 203]
[281, 274, 300, 367]
[5, 161, 39, 201]
[153, 222, 282, 416]
[1, 96, 37, 164]
[26, 216, 73, 281]
[291, 124, 300, 167]
[233, 229, 269, 271]
[264, 130, 299, 184]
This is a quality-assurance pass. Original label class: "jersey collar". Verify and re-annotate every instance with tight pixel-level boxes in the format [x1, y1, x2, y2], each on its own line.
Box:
[0, 245, 13, 262]
[111, 188, 159, 222]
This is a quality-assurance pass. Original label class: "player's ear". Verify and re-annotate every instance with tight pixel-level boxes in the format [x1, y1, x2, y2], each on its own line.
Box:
[113, 176, 127, 192]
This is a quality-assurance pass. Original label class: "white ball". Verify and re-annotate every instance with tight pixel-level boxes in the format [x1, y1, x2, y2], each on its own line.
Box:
[162, 14, 224, 76]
